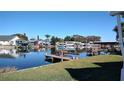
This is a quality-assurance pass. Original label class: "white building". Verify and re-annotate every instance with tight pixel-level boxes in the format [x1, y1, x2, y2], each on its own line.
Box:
[0, 35, 21, 46]
[84, 42, 94, 49]
[56, 41, 85, 50]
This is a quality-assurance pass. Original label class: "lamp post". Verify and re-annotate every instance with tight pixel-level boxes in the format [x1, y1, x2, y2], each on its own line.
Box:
[60, 45, 65, 62]
[110, 12, 124, 80]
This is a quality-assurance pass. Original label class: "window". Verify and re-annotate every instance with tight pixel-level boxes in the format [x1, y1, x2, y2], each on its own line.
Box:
[10, 41, 14, 45]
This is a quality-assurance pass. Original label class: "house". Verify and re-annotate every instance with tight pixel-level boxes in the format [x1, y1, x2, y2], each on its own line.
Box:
[56, 41, 85, 50]
[92, 41, 120, 54]
[84, 42, 94, 49]
[93, 42, 119, 50]
[56, 41, 75, 51]
[0, 35, 21, 46]
[86, 41, 120, 56]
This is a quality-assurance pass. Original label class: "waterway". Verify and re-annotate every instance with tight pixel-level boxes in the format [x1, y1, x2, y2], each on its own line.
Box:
[0, 48, 87, 70]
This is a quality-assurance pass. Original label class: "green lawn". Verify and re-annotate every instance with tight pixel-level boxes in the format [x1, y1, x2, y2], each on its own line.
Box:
[0, 55, 123, 81]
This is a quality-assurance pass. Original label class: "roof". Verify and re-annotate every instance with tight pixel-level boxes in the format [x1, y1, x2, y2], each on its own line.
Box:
[94, 42, 119, 45]
[64, 41, 75, 43]
[110, 11, 124, 16]
[0, 35, 17, 41]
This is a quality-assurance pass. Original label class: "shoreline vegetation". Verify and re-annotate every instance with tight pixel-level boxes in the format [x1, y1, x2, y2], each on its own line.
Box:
[0, 55, 122, 81]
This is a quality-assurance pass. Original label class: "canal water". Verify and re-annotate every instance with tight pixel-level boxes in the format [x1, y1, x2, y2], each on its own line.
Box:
[0, 48, 87, 70]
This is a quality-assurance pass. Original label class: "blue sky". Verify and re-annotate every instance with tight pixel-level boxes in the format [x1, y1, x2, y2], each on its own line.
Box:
[0, 11, 117, 41]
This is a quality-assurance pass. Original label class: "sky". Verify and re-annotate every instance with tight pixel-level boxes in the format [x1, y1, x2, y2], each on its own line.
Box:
[0, 11, 117, 41]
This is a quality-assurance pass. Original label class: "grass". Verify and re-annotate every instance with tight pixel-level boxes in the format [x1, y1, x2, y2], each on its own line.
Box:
[0, 55, 123, 81]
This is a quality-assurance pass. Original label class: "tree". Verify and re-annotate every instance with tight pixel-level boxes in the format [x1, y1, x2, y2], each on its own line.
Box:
[51, 36, 63, 45]
[51, 35, 101, 45]
[45, 34, 50, 39]
[64, 35, 101, 43]
[45, 34, 51, 44]
[86, 36, 101, 43]
[72, 35, 87, 42]
[64, 36, 72, 41]
[51, 36, 56, 45]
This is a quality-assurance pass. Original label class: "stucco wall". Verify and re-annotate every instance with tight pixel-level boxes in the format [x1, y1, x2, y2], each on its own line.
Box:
[9, 36, 20, 45]
[0, 36, 20, 46]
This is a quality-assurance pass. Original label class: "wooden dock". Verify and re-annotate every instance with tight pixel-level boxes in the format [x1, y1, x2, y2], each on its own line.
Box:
[45, 54, 72, 62]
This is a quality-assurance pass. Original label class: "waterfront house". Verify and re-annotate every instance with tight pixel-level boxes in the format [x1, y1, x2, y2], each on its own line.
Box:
[84, 42, 94, 49]
[0, 35, 21, 46]
[29, 38, 51, 49]
[64, 41, 76, 50]
[56, 42, 66, 50]
[94, 42, 119, 49]
[56, 41, 77, 51]
[86, 41, 120, 55]
[56, 41, 85, 50]
[93, 42, 120, 54]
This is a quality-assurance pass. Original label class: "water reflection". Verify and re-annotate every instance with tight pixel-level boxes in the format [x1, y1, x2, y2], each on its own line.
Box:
[0, 49, 21, 58]
[0, 47, 87, 70]
[51, 47, 87, 59]
[0, 48, 51, 70]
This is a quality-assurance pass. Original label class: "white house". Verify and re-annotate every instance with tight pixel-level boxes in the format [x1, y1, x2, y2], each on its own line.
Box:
[0, 35, 21, 46]
[56, 41, 85, 50]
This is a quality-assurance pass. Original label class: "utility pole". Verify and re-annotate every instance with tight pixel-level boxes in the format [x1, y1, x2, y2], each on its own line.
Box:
[117, 15, 124, 80]
[110, 12, 124, 80]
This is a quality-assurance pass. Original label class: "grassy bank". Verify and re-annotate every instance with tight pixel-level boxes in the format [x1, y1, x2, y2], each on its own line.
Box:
[0, 55, 123, 81]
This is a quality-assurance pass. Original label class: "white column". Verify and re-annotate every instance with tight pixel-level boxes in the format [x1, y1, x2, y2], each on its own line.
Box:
[117, 15, 124, 80]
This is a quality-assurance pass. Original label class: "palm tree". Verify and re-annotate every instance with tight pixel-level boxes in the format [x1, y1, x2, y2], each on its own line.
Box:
[44, 34, 50, 55]
[45, 34, 50, 43]
[45, 34, 51, 48]
[45, 34, 50, 39]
